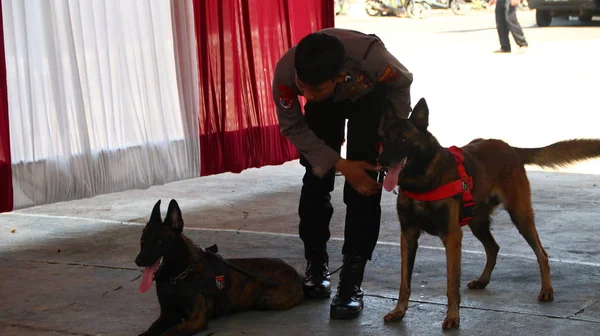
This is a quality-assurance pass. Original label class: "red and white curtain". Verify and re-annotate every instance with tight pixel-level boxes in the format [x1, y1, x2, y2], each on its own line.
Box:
[0, 0, 333, 212]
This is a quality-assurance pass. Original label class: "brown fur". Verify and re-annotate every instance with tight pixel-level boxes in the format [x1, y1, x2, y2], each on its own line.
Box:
[136, 200, 304, 335]
[514, 139, 600, 169]
[378, 98, 600, 329]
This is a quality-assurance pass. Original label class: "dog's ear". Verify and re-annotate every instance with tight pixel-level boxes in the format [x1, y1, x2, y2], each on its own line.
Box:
[150, 199, 162, 223]
[165, 199, 184, 234]
[409, 98, 429, 131]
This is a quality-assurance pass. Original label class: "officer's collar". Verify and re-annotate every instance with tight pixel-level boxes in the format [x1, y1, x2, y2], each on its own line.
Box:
[340, 57, 359, 82]
[330, 59, 356, 97]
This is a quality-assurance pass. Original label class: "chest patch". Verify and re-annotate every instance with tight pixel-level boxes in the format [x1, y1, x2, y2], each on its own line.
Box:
[348, 74, 373, 95]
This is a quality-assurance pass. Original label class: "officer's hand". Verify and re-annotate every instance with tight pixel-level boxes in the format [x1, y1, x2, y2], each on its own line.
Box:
[509, 0, 519, 5]
[335, 159, 381, 196]
[488, 0, 497, 5]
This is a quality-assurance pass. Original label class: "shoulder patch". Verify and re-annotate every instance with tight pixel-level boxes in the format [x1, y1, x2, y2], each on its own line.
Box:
[377, 65, 399, 83]
[278, 85, 295, 109]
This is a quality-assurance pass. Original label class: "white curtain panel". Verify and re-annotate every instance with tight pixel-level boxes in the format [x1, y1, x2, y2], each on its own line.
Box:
[171, 0, 200, 175]
[2, 0, 200, 209]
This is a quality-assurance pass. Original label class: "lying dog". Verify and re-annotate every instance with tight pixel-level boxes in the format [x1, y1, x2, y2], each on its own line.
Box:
[378, 98, 600, 329]
[135, 199, 304, 335]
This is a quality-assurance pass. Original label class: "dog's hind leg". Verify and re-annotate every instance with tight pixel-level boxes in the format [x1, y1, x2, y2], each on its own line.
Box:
[467, 203, 500, 290]
[500, 169, 554, 302]
[259, 284, 304, 310]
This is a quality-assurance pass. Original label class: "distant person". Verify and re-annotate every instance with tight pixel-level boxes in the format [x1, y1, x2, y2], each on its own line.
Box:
[490, 0, 528, 53]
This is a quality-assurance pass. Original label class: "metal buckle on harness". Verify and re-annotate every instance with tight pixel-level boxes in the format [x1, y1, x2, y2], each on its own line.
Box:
[377, 166, 388, 184]
[462, 180, 471, 192]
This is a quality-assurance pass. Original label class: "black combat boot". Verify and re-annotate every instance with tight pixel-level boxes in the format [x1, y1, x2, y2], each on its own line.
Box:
[330, 255, 367, 319]
[303, 248, 331, 299]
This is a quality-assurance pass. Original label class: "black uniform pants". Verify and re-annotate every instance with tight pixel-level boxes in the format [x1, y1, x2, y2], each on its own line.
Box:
[496, 0, 528, 51]
[299, 90, 384, 261]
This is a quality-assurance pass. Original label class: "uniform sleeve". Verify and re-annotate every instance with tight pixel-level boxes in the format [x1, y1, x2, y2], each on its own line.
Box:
[368, 43, 414, 122]
[272, 67, 341, 178]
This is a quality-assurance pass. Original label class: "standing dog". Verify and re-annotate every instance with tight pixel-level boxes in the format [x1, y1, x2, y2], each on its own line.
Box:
[378, 98, 600, 329]
[135, 199, 304, 335]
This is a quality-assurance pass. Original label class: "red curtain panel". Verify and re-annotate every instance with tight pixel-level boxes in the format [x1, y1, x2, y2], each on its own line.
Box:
[193, 0, 334, 176]
[0, 3, 13, 213]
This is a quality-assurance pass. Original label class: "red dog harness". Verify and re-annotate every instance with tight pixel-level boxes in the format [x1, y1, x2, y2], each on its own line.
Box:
[402, 146, 475, 226]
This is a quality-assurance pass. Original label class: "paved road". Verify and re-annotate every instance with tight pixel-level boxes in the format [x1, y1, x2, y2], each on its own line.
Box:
[336, 8, 600, 174]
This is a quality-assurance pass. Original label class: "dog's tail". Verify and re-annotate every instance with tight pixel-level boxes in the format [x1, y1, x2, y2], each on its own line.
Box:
[513, 139, 600, 169]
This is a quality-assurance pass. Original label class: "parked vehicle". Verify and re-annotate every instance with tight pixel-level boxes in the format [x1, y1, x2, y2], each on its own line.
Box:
[426, 0, 470, 15]
[365, 0, 432, 19]
[334, 0, 351, 15]
[528, 0, 600, 26]
[519, 0, 530, 10]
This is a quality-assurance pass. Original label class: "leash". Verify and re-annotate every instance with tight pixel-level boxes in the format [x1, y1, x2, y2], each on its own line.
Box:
[200, 244, 303, 288]
[314, 163, 391, 278]
[322, 248, 366, 278]
[202, 244, 360, 285]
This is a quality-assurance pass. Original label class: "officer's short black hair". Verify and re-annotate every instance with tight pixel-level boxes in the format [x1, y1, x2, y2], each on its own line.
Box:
[294, 32, 345, 86]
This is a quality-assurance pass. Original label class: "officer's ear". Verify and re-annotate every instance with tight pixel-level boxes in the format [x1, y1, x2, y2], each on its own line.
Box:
[335, 73, 347, 84]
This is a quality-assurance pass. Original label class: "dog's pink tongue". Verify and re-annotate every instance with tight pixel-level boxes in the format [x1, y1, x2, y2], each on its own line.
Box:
[139, 260, 160, 294]
[383, 166, 402, 192]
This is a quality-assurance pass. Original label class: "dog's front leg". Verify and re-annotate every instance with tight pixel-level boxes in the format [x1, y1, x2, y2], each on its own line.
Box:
[139, 292, 181, 336]
[162, 318, 207, 336]
[441, 226, 463, 329]
[384, 225, 420, 322]
[139, 312, 179, 336]
[162, 297, 208, 336]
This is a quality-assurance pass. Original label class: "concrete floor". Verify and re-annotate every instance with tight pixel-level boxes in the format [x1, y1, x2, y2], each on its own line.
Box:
[2, 161, 600, 336]
[2, 8, 600, 336]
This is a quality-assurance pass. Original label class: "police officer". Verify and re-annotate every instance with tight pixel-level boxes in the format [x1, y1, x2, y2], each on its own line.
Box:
[272, 28, 413, 319]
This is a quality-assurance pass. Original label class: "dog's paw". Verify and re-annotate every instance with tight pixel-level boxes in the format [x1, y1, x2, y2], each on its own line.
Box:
[383, 308, 406, 322]
[442, 315, 460, 329]
[138, 331, 159, 336]
[467, 279, 489, 290]
[538, 287, 554, 302]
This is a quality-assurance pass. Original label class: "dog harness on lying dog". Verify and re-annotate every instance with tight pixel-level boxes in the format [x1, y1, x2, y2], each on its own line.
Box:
[159, 244, 231, 316]
[159, 244, 297, 317]
[402, 146, 475, 226]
